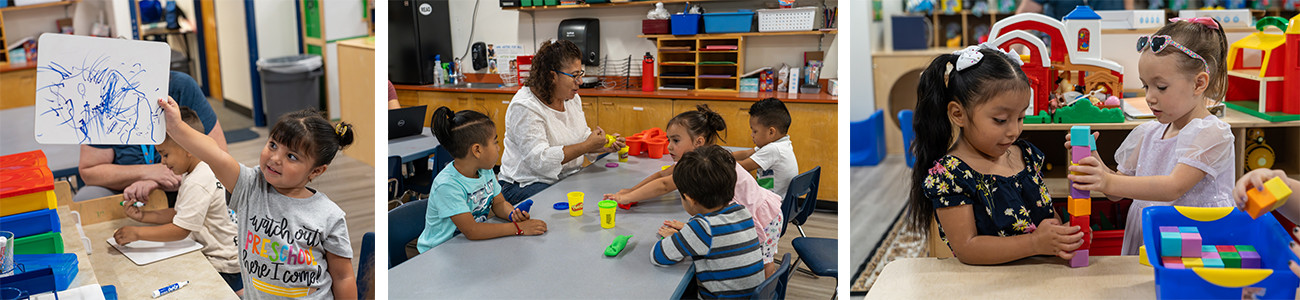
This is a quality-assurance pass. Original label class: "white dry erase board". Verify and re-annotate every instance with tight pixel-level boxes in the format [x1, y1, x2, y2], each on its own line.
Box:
[34, 34, 171, 145]
[106, 237, 202, 265]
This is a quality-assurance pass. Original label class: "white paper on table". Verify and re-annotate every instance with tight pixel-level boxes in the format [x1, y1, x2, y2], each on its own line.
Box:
[106, 237, 201, 266]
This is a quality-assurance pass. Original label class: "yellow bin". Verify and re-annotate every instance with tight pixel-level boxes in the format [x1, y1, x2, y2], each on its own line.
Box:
[0, 166, 57, 217]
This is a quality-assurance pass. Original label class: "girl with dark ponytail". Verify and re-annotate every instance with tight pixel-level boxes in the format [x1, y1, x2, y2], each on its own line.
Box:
[907, 45, 1084, 265]
[158, 97, 361, 297]
[607, 104, 785, 276]
[417, 106, 547, 252]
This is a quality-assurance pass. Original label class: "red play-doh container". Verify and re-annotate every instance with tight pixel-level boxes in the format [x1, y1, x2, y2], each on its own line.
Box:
[626, 136, 645, 156]
[646, 138, 667, 159]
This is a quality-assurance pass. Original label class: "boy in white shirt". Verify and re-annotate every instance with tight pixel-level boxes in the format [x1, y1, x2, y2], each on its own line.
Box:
[732, 98, 799, 198]
[114, 107, 243, 295]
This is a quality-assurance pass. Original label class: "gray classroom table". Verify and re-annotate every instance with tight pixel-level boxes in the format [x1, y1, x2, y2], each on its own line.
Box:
[389, 154, 696, 299]
[388, 127, 441, 163]
[1, 106, 81, 178]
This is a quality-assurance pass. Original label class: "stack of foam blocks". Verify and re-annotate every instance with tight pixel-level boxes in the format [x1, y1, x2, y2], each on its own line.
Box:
[1159, 226, 1261, 269]
[1069, 126, 1095, 268]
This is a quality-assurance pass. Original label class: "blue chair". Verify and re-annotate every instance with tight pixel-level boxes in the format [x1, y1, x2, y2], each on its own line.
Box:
[387, 156, 405, 205]
[752, 253, 793, 300]
[404, 146, 451, 197]
[780, 167, 821, 238]
[388, 199, 428, 268]
[850, 109, 887, 166]
[356, 232, 375, 300]
[791, 237, 838, 298]
[898, 109, 916, 167]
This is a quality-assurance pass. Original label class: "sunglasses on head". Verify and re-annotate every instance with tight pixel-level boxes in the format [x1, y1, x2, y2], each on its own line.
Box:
[1136, 35, 1209, 74]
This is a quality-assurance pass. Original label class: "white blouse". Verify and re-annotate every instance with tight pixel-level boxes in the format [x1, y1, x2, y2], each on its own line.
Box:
[498, 87, 594, 187]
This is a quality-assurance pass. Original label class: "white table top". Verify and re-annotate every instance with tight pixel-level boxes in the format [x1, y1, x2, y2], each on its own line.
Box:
[387, 127, 440, 163]
[388, 154, 695, 298]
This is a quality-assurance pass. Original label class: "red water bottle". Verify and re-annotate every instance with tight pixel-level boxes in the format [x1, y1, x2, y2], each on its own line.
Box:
[642, 52, 655, 92]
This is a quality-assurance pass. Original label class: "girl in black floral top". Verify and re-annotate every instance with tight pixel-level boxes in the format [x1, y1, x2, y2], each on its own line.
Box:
[906, 45, 1085, 265]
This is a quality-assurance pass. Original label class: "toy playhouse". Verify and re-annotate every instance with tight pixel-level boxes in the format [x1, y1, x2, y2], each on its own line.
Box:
[1224, 15, 1300, 122]
[985, 6, 1126, 124]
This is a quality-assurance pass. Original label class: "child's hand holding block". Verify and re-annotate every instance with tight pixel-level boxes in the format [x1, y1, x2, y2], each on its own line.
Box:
[1244, 177, 1292, 219]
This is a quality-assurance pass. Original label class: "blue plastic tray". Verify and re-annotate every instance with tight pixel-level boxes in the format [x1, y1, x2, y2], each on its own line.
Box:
[1142, 206, 1300, 299]
[703, 10, 754, 33]
[14, 253, 79, 291]
[0, 208, 60, 239]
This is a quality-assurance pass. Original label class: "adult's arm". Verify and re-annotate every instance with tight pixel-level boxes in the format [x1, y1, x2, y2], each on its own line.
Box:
[78, 146, 178, 191]
[1016, 0, 1043, 13]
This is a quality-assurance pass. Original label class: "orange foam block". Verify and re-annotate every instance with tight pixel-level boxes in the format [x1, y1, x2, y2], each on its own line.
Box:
[1069, 197, 1091, 217]
[1245, 177, 1292, 219]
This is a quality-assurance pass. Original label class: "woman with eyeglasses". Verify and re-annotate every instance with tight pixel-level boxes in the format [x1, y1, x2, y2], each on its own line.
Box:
[497, 40, 626, 204]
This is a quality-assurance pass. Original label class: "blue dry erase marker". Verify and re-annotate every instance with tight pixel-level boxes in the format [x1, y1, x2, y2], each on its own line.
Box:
[153, 281, 188, 298]
[120, 201, 145, 207]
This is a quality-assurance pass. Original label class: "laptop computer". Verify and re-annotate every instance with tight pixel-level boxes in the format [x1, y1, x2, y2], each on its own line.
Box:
[389, 105, 427, 140]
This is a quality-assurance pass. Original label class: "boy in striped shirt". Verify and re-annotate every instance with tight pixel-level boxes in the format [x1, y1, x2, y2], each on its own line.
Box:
[652, 145, 766, 299]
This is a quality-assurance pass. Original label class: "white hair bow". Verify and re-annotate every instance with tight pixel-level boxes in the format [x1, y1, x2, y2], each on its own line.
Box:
[952, 43, 1023, 71]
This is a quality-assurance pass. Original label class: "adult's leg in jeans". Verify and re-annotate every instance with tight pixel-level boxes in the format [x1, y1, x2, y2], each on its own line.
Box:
[498, 180, 551, 205]
[72, 186, 120, 202]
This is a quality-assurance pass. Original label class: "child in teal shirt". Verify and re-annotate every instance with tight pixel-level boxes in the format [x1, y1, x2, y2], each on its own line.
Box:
[417, 107, 548, 252]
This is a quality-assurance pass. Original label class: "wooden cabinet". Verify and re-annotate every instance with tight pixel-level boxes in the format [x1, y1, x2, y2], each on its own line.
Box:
[0, 68, 36, 110]
[396, 89, 841, 201]
[336, 38, 375, 166]
[596, 97, 674, 137]
[786, 102, 839, 202]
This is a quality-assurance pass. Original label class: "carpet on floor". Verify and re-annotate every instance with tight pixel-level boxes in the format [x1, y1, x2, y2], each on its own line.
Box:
[850, 207, 929, 295]
[224, 128, 259, 144]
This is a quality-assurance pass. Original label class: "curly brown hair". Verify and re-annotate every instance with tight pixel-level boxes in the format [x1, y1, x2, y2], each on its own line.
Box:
[524, 40, 582, 105]
[1153, 19, 1229, 101]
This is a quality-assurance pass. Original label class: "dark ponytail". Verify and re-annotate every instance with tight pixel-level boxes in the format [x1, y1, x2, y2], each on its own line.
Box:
[268, 109, 354, 167]
[430, 106, 495, 158]
[668, 104, 727, 145]
[906, 48, 1030, 235]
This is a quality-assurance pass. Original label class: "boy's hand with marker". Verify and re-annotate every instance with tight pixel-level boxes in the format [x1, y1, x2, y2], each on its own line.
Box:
[123, 199, 146, 221]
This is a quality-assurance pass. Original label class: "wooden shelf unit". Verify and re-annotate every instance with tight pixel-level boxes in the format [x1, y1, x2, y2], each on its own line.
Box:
[0, 0, 80, 65]
[655, 36, 743, 92]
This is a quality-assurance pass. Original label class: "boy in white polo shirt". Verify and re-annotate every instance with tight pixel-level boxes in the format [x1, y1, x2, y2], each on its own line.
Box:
[733, 98, 799, 198]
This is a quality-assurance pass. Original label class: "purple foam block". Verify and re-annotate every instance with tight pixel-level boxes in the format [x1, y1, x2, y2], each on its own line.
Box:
[1181, 232, 1202, 258]
[1071, 186, 1091, 199]
[1070, 249, 1090, 268]
[1166, 263, 1185, 269]
[1159, 226, 1179, 232]
[1202, 251, 1220, 259]
[1240, 251, 1261, 268]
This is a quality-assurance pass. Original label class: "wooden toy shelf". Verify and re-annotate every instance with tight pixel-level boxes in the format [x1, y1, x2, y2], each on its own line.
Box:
[655, 36, 744, 92]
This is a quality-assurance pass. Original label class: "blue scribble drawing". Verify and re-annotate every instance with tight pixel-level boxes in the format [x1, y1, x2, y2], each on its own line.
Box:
[34, 34, 169, 145]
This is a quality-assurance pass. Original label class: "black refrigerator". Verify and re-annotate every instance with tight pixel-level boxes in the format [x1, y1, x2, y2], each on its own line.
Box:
[389, 0, 453, 85]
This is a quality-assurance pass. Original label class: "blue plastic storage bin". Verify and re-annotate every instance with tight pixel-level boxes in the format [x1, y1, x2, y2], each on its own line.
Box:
[0, 208, 61, 239]
[1142, 206, 1300, 299]
[671, 14, 701, 35]
[703, 10, 754, 33]
[14, 253, 79, 291]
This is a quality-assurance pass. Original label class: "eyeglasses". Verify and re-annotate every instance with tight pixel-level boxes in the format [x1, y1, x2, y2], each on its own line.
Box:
[1136, 35, 1209, 74]
[556, 69, 585, 81]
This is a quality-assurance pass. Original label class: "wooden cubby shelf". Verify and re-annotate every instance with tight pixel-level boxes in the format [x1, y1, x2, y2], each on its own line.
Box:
[655, 36, 743, 92]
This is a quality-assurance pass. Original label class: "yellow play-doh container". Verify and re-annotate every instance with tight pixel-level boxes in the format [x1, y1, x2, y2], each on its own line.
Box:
[567, 191, 584, 217]
[599, 200, 617, 229]
[618, 146, 629, 162]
